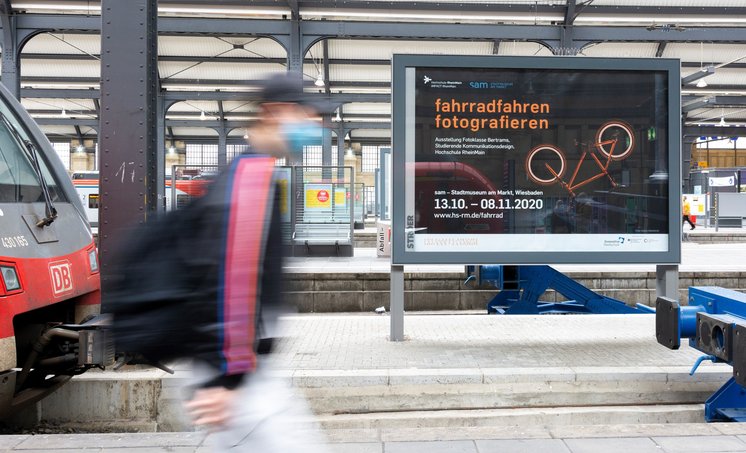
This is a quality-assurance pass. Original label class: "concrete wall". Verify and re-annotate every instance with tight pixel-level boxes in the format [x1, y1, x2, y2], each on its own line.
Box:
[286, 271, 746, 312]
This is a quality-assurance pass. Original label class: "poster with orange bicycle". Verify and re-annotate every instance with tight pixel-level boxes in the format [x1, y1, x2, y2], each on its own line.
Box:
[392, 55, 681, 265]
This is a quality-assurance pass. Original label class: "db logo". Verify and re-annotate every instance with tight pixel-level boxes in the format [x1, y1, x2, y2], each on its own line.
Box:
[317, 190, 329, 202]
[49, 261, 74, 297]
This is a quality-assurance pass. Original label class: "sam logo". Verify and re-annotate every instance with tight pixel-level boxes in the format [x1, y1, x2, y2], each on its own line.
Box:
[470, 81, 489, 88]
[49, 260, 74, 296]
[423, 75, 432, 84]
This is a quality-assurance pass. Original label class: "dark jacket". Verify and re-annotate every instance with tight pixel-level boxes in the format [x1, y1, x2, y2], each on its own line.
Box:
[109, 155, 284, 389]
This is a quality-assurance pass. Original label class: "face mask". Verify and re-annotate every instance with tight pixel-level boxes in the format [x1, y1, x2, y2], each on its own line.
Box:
[281, 121, 323, 160]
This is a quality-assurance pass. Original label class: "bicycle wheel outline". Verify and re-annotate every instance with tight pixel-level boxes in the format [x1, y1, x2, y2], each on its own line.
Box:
[526, 144, 566, 185]
[595, 120, 635, 161]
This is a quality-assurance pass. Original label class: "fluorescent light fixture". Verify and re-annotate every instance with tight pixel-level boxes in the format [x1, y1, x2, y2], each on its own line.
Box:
[158, 6, 288, 16]
[696, 78, 708, 88]
[15, 3, 288, 16]
[575, 15, 746, 24]
[301, 9, 561, 22]
[13, 2, 100, 11]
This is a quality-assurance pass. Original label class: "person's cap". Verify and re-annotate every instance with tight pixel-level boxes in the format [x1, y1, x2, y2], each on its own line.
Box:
[257, 72, 335, 113]
[258, 72, 305, 104]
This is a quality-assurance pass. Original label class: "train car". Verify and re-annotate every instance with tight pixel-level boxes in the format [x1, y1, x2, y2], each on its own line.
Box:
[71, 172, 211, 230]
[0, 84, 110, 417]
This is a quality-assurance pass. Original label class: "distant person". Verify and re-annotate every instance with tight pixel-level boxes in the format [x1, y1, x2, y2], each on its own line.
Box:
[109, 72, 328, 452]
[682, 196, 695, 230]
[551, 199, 572, 233]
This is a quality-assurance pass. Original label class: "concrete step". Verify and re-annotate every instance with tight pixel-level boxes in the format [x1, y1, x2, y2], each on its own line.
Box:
[296, 367, 728, 415]
[317, 404, 705, 430]
[9, 366, 730, 432]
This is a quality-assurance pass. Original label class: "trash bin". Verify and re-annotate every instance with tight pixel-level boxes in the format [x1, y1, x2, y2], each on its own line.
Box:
[376, 220, 391, 257]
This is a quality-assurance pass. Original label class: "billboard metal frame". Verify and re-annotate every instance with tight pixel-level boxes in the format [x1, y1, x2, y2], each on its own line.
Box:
[391, 54, 682, 265]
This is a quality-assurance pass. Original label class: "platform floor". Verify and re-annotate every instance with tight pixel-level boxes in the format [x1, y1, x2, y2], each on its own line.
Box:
[5, 426, 746, 452]
[10, 313, 740, 451]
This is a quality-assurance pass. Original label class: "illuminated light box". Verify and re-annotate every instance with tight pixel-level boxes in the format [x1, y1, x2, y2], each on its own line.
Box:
[392, 55, 681, 265]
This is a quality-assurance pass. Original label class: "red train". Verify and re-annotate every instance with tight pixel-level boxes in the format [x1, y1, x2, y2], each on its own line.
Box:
[0, 84, 110, 417]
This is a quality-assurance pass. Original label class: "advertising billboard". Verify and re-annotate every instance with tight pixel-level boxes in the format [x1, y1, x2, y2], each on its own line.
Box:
[392, 55, 681, 264]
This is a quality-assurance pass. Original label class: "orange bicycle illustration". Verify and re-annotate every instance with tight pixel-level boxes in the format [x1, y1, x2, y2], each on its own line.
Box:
[525, 120, 635, 197]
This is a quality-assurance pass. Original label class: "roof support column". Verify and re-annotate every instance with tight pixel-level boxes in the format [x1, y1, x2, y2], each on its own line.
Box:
[322, 113, 332, 179]
[558, 0, 577, 55]
[155, 85, 166, 212]
[336, 122, 346, 180]
[287, 0, 303, 75]
[216, 100, 227, 168]
[217, 126, 227, 168]
[99, 0, 159, 293]
[682, 133, 696, 191]
[0, 2, 23, 99]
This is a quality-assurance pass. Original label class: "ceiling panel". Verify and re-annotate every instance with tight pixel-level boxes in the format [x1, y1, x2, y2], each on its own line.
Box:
[22, 33, 99, 55]
[22, 98, 96, 112]
[343, 103, 391, 115]
[159, 36, 286, 59]
[320, 39, 493, 60]
[664, 43, 746, 64]
[159, 61, 285, 80]
[682, 68, 746, 87]
[581, 43, 658, 58]
[169, 127, 218, 136]
[21, 59, 99, 78]
[329, 64, 390, 83]
[497, 41, 553, 56]
[350, 129, 391, 139]
[38, 125, 79, 136]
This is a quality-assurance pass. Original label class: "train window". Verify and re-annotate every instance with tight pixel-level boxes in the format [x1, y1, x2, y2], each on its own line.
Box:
[72, 171, 99, 180]
[88, 194, 99, 209]
[0, 102, 66, 203]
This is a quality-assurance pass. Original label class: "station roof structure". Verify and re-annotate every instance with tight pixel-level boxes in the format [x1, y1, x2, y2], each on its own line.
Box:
[2, 0, 746, 141]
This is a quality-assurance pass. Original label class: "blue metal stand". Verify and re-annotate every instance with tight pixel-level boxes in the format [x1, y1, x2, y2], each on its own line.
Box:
[467, 265, 648, 315]
[656, 287, 746, 422]
[706, 378, 746, 422]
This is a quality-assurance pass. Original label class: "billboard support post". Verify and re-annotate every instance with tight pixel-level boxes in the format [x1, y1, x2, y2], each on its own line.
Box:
[390, 264, 404, 341]
[656, 264, 679, 301]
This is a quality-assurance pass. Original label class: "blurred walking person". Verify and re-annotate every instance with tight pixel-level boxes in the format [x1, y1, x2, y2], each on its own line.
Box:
[109, 72, 328, 452]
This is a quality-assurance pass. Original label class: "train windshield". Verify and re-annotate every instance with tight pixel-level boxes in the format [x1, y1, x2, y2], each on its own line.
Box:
[0, 103, 64, 203]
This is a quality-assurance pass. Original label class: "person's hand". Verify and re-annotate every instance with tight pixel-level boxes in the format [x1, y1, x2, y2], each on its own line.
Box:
[185, 386, 236, 430]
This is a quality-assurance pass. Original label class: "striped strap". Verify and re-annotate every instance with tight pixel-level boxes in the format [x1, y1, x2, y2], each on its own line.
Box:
[219, 155, 276, 375]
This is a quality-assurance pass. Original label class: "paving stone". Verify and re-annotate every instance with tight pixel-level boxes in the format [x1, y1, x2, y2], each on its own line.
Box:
[327, 442, 382, 453]
[0, 436, 29, 449]
[15, 433, 205, 450]
[98, 449, 197, 453]
[550, 423, 720, 439]
[562, 437, 662, 453]
[652, 435, 746, 452]
[384, 440, 477, 453]
[475, 439, 571, 453]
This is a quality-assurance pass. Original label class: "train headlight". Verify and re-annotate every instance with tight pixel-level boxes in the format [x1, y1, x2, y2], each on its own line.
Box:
[88, 249, 99, 273]
[0, 266, 20, 291]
